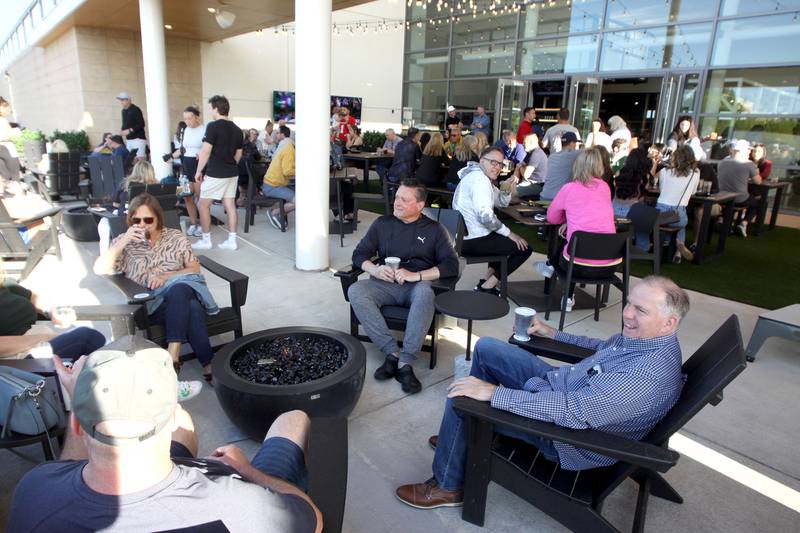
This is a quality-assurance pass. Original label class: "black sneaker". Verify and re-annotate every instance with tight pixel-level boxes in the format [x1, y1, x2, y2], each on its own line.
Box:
[374, 355, 399, 380]
[395, 365, 422, 394]
[473, 280, 501, 297]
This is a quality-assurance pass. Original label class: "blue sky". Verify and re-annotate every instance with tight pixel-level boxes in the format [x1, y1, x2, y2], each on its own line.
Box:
[2, 1, 33, 45]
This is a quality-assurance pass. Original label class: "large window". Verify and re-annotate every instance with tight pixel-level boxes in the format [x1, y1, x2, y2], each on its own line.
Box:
[711, 13, 800, 67]
[452, 12, 516, 47]
[605, 0, 718, 28]
[405, 51, 449, 81]
[721, 0, 800, 17]
[600, 23, 711, 71]
[702, 68, 800, 115]
[404, 82, 448, 111]
[449, 79, 497, 109]
[518, 0, 604, 38]
[517, 35, 598, 75]
[451, 44, 515, 77]
[405, 4, 449, 52]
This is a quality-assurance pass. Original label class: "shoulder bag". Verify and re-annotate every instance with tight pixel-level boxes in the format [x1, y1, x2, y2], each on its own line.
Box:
[0, 366, 63, 438]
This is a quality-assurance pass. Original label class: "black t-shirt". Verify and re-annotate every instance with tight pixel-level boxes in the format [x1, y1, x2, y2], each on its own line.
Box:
[0, 281, 37, 336]
[121, 104, 146, 140]
[204, 119, 244, 178]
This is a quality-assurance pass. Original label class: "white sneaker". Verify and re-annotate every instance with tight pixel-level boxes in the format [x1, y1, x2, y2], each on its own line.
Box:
[267, 210, 283, 230]
[178, 380, 202, 402]
[562, 296, 575, 313]
[218, 238, 238, 250]
[192, 238, 212, 250]
[535, 261, 554, 278]
[736, 224, 747, 238]
[190, 225, 204, 237]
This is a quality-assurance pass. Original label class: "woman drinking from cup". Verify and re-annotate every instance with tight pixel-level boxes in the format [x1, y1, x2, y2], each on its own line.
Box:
[93, 193, 217, 384]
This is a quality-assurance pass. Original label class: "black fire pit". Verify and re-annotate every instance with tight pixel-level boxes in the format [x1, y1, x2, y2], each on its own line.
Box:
[213, 327, 366, 441]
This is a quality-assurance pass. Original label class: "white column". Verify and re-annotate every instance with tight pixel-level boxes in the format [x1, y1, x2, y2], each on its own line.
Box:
[138, 0, 171, 179]
[294, 0, 331, 271]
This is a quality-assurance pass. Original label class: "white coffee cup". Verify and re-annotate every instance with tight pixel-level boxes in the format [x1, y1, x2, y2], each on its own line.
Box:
[385, 257, 401, 271]
[513, 307, 536, 341]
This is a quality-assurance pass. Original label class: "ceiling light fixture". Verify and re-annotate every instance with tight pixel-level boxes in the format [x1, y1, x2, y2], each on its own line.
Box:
[215, 9, 236, 29]
[164, 24, 173, 30]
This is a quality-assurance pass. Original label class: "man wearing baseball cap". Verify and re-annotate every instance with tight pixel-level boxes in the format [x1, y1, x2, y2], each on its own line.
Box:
[540, 131, 581, 201]
[7, 336, 321, 533]
[116, 91, 148, 159]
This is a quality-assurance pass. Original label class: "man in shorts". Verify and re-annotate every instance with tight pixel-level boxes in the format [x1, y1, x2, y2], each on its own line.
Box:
[193, 95, 243, 251]
[7, 336, 321, 533]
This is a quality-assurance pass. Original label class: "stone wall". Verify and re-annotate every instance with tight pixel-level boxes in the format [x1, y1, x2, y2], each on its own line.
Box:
[1, 26, 202, 147]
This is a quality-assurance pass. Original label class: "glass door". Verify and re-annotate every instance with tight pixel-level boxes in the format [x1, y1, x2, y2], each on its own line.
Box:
[568, 76, 602, 141]
[655, 73, 701, 142]
[495, 79, 528, 137]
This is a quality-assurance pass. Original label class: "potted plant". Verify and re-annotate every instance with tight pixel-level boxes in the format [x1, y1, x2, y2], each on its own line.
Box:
[10, 129, 46, 166]
[361, 130, 386, 152]
[49, 130, 90, 152]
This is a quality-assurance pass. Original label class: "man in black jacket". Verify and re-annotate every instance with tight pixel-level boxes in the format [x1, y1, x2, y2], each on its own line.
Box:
[116, 91, 147, 159]
[349, 181, 459, 393]
[386, 128, 422, 184]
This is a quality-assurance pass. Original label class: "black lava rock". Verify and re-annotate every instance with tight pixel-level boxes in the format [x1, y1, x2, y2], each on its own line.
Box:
[230, 335, 348, 385]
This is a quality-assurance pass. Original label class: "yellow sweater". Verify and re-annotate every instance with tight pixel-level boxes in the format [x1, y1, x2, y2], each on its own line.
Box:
[264, 141, 295, 187]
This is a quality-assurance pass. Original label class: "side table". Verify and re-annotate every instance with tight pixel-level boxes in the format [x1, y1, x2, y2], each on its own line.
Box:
[434, 291, 509, 360]
[745, 304, 800, 362]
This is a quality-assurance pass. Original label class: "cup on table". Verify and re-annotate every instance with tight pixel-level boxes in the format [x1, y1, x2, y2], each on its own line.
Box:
[513, 307, 536, 342]
[51, 306, 77, 330]
[704, 181, 712, 195]
[385, 256, 401, 272]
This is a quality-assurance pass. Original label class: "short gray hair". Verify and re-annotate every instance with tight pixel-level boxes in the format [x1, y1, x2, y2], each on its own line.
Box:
[640, 276, 690, 322]
[608, 115, 626, 132]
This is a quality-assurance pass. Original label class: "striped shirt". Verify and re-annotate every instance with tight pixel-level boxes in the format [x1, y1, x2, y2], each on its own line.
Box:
[490, 331, 686, 470]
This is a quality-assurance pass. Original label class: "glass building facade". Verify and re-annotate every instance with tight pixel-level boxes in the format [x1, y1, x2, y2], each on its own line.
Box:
[403, 0, 800, 211]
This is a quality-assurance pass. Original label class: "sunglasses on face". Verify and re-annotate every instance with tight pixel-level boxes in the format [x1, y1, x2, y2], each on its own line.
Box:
[131, 217, 155, 225]
[482, 157, 503, 168]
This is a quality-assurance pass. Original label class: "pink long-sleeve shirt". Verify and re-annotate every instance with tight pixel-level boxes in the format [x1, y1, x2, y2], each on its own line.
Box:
[546, 178, 619, 266]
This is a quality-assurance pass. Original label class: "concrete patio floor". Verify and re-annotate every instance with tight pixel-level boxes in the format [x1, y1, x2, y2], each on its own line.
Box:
[1, 199, 798, 533]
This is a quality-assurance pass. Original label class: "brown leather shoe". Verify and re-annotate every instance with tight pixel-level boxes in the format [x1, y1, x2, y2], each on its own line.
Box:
[428, 435, 438, 450]
[396, 478, 463, 509]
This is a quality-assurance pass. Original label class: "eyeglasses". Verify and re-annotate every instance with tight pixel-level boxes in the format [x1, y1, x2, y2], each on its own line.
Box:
[482, 158, 504, 168]
[131, 217, 155, 225]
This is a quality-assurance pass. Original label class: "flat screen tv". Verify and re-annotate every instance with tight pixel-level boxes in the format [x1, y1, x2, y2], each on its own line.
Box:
[273, 90, 295, 122]
[331, 95, 362, 124]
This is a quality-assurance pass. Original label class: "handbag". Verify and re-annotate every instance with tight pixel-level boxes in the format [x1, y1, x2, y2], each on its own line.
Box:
[0, 366, 63, 438]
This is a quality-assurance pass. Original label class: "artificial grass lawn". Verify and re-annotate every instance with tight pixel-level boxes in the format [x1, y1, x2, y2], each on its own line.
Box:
[356, 186, 799, 310]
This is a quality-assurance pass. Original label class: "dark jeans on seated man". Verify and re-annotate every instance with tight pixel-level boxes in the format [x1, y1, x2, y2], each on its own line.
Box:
[347, 279, 435, 365]
[461, 233, 533, 280]
[148, 283, 214, 366]
[48, 327, 106, 358]
[433, 337, 558, 490]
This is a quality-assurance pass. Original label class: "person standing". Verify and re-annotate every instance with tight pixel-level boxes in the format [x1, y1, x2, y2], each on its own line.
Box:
[176, 106, 205, 237]
[516, 107, 544, 145]
[470, 106, 492, 142]
[192, 95, 242, 251]
[116, 91, 147, 159]
[541, 108, 581, 153]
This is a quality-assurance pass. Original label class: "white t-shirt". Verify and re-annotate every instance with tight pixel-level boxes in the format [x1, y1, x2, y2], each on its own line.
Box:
[657, 168, 700, 207]
[181, 124, 206, 158]
[586, 131, 612, 151]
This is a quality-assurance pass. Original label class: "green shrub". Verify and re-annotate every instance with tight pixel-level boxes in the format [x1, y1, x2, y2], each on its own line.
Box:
[49, 129, 90, 152]
[362, 130, 386, 152]
[9, 128, 45, 154]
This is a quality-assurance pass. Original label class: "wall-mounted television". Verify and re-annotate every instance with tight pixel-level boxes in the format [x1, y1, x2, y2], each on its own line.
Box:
[273, 90, 295, 122]
[272, 92, 363, 124]
[331, 95, 362, 124]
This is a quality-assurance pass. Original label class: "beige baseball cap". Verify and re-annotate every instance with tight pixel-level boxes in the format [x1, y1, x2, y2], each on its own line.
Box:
[72, 336, 178, 446]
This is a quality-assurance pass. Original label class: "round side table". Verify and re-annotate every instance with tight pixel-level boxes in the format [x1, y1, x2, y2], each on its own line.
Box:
[434, 290, 510, 360]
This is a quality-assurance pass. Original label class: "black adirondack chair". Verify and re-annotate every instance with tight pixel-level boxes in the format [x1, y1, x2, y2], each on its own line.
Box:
[31, 152, 82, 201]
[627, 203, 680, 275]
[334, 207, 465, 369]
[105, 255, 248, 359]
[454, 314, 747, 533]
[0, 202, 62, 281]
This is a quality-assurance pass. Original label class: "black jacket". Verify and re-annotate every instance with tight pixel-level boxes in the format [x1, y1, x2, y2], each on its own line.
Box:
[352, 214, 459, 279]
[387, 139, 421, 183]
[121, 104, 146, 140]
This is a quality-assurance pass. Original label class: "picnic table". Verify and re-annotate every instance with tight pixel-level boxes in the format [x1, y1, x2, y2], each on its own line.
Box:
[342, 151, 393, 191]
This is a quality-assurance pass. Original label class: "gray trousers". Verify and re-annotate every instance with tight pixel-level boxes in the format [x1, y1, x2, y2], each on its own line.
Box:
[348, 278, 435, 364]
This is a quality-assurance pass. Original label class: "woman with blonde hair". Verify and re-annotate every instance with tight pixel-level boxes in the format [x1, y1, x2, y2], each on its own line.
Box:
[473, 131, 489, 156]
[545, 147, 618, 312]
[415, 132, 448, 187]
[446, 134, 479, 190]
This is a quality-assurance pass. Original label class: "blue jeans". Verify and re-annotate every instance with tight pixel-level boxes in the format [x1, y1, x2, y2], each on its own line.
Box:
[49, 327, 106, 358]
[656, 203, 688, 243]
[170, 436, 308, 492]
[148, 284, 214, 366]
[613, 201, 649, 252]
[262, 183, 295, 202]
[432, 337, 559, 490]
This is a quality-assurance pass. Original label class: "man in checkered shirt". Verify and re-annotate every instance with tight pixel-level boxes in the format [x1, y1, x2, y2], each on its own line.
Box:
[396, 275, 689, 510]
